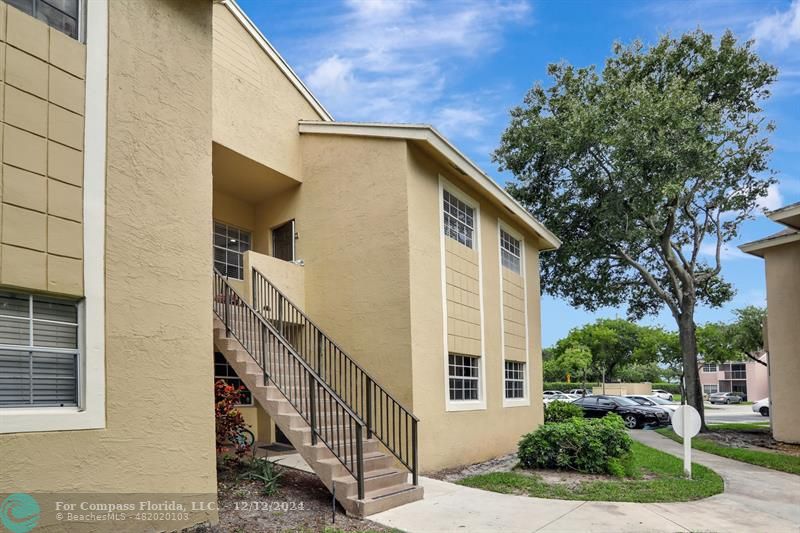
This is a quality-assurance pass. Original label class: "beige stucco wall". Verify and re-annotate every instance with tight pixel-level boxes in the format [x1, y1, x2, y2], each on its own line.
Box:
[212, 3, 322, 182]
[0, 5, 85, 296]
[763, 240, 800, 443]
[593, 383, 653, 396]
[406, 144, 544, 471]
[298, 134, 415, 408]
[0, 1, 218, 528]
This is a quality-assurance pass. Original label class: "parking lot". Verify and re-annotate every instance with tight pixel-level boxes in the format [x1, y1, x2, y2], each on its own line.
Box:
[703, 402, 767, 424]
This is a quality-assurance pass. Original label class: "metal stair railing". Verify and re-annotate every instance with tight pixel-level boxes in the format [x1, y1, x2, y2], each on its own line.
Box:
[252, 267, 419, 486]
[213, 269, 366, 499]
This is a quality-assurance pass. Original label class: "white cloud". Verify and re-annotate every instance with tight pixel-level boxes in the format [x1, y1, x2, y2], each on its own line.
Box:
[299, 0, 531, 140]
[752, 0, 800, 51]
[757, 183, 784, 211]
[699, 242, 757, 262]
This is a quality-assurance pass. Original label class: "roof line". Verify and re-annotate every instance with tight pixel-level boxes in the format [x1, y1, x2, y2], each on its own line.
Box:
[739, 230, 800, 257]
[298, 120, 561, 250]
[768, 201, 800, 229]
[221, 0, 334, 122]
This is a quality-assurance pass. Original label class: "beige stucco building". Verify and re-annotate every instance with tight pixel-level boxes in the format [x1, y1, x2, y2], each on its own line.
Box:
[741, 202, 800, 443]
[0, 0, 559, 525]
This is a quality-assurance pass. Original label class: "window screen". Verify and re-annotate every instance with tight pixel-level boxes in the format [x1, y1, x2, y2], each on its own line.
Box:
[448, 353, 479, 401]
[443, 190, 474, 248]
[500, 229, 521, 274]
[4, 0, 82, 40]
[0, 291, 79, 407]
[504, 360, 525, 399]
[213, 221, 251, 280]
[214, 351, 252, 406]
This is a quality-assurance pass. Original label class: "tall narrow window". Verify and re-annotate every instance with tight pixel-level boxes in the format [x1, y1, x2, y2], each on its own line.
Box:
[448, 353, 479, 401]
[500, 229, 521, 274]
[272, 220, 295, 262]
[4, 0, 83, 40]
[0, 291, 80, 407]
[504, 361, 525, 399]
[213, 221, 251, 280]
[443, 190, 474, 248]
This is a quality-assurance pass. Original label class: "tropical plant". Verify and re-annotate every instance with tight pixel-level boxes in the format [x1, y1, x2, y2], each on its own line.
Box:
[240, 457, 283, 496]
[215, 379, 251, 457]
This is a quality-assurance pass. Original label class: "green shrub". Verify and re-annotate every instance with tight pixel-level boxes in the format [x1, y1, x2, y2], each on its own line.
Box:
[651, 382, 681, 394]
[544, 400, 584, 423]
[240, 457, 283, 495]
[518, 414, 632, 474]
[543, 382, 600, 392]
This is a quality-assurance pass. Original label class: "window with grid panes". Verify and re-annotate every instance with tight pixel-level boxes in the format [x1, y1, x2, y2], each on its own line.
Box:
[448, 353, 479, 401]
[702, 363, 717, 373]
[443, 190, 475, 248]
[214, 352, 252, 406]
[500, 229, 521, 274]
[504, 360, 525, 399]
[4, 0, 83, 40]
[213, 221, 251, 280]
[0, 291, 80, 407]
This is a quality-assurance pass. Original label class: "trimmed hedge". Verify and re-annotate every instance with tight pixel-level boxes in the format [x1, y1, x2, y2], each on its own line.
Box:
[518, 414, 632, 475]
[544, 400, 584, 423]
[543, 382, 681, 394]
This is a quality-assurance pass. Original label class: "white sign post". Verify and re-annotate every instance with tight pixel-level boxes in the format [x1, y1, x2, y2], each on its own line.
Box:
[672, 404, 701, 479]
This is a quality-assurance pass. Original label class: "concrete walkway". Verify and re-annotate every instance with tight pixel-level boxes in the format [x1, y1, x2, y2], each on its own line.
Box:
[370, 430, 800, 532]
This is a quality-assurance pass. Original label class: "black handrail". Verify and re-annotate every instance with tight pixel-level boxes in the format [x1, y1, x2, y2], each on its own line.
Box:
[252, 267, 419, 485]
[213, 270, 366, 499]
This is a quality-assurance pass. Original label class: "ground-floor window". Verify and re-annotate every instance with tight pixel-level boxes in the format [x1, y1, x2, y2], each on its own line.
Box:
[448, 353, 479, 401]
[214, 351, 252, 406]
[703, 384, 718, 395]
[0, 291, 80, 407]
[504, 361, 525, 399]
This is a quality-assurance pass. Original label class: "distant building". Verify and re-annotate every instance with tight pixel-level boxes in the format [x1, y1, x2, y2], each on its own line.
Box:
[699, 355, 769, 401]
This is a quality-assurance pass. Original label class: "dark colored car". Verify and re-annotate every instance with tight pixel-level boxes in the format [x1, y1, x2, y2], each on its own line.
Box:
[572, 395, 671, 429]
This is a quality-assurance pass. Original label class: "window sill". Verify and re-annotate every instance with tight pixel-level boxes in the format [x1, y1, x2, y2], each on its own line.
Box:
[0, 406, 105, 434]
[446, 399, 486, 412]
[503, 398, 531, 408]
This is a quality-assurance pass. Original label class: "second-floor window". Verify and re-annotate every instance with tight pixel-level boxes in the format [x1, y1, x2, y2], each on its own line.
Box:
[4, 0, 82, 40]
[702, 363, 717, 373]
[214, 221, 251, 280]
[443, 190, 474, 248]
[500, 229, 521, 274]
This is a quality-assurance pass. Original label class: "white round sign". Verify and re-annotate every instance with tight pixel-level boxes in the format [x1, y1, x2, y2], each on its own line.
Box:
[672, 405, 702, 438]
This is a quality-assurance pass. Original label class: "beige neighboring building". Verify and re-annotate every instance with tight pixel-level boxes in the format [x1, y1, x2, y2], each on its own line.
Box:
[741, 202, 800, 443]
[0, 0, 558, 525]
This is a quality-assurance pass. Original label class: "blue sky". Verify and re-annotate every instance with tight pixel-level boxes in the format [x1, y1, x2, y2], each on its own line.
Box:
[239, 0, 800, 347]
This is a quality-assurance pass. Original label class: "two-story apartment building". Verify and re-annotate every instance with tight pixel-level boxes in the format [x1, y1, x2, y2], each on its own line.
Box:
[741, 202, 800, 443]
[0, 0, 558, 526]
[699, 356, 768, 401]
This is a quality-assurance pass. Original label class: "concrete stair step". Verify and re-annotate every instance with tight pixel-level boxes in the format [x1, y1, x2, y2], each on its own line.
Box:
[356, 483, 424, 516]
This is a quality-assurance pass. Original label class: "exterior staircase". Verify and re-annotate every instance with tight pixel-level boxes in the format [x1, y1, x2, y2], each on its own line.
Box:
[212, 270, 422, 517]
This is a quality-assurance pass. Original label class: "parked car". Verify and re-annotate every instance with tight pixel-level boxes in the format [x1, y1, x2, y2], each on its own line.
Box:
[625, 395, 679, 416]
[543, 390, 561, 396]
[752, 397, 770, 417]
[543, 393, 579, 405]
[651, 389, 674, 401]
[567, 388, 592, 396]
[708, 392, 743, 404]
[572, 395, 671, 429]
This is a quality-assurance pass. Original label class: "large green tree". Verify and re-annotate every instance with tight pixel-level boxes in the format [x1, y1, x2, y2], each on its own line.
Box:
[495, 30, 777, 425]
[698, 305, 767, 365]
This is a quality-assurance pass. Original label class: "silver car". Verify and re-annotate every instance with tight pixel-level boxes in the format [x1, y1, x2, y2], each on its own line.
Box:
[709, 392, 743, 404]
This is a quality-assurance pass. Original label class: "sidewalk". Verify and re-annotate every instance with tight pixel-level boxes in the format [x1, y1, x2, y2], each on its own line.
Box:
[370, 431, 800, 532]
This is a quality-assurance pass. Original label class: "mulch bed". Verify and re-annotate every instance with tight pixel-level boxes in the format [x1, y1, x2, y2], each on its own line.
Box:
[187, 460, 392, 532]
[700, 428, 800, 457]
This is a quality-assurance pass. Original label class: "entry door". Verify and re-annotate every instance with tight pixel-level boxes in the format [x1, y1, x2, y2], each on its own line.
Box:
[272, 221, 294, 262]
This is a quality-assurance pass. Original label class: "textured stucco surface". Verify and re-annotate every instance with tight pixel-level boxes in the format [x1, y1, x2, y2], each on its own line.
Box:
[212, 3, 322, 182]
[0, 1, 218, 526]
[763, 241, 800, 443]
[406, 144, 544, 471]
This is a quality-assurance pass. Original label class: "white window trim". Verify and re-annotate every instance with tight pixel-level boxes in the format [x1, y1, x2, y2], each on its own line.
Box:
[439, 176, 486, 412]
[0, 0, 107, 433]
[214, 220, 252, 280]
[499, 220, 530, 407]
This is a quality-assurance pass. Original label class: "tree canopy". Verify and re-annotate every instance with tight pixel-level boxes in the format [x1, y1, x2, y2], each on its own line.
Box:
[497, 29, 777, 424]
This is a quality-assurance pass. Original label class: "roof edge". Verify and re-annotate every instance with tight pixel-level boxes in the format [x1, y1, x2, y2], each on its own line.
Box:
[739, 231, 800, 257]
[767, 201, 800, 229]
[221, 0, 334, 122]
[298, 121, 562, 250]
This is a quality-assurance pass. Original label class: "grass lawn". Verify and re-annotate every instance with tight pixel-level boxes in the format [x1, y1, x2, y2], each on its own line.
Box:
[656, 427, 800, 475]
[708, 422, 769, 430]
[457, 441, 723, 503]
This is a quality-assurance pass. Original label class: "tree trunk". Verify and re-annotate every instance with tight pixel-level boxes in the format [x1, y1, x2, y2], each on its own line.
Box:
[677, 314, 706, 428]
